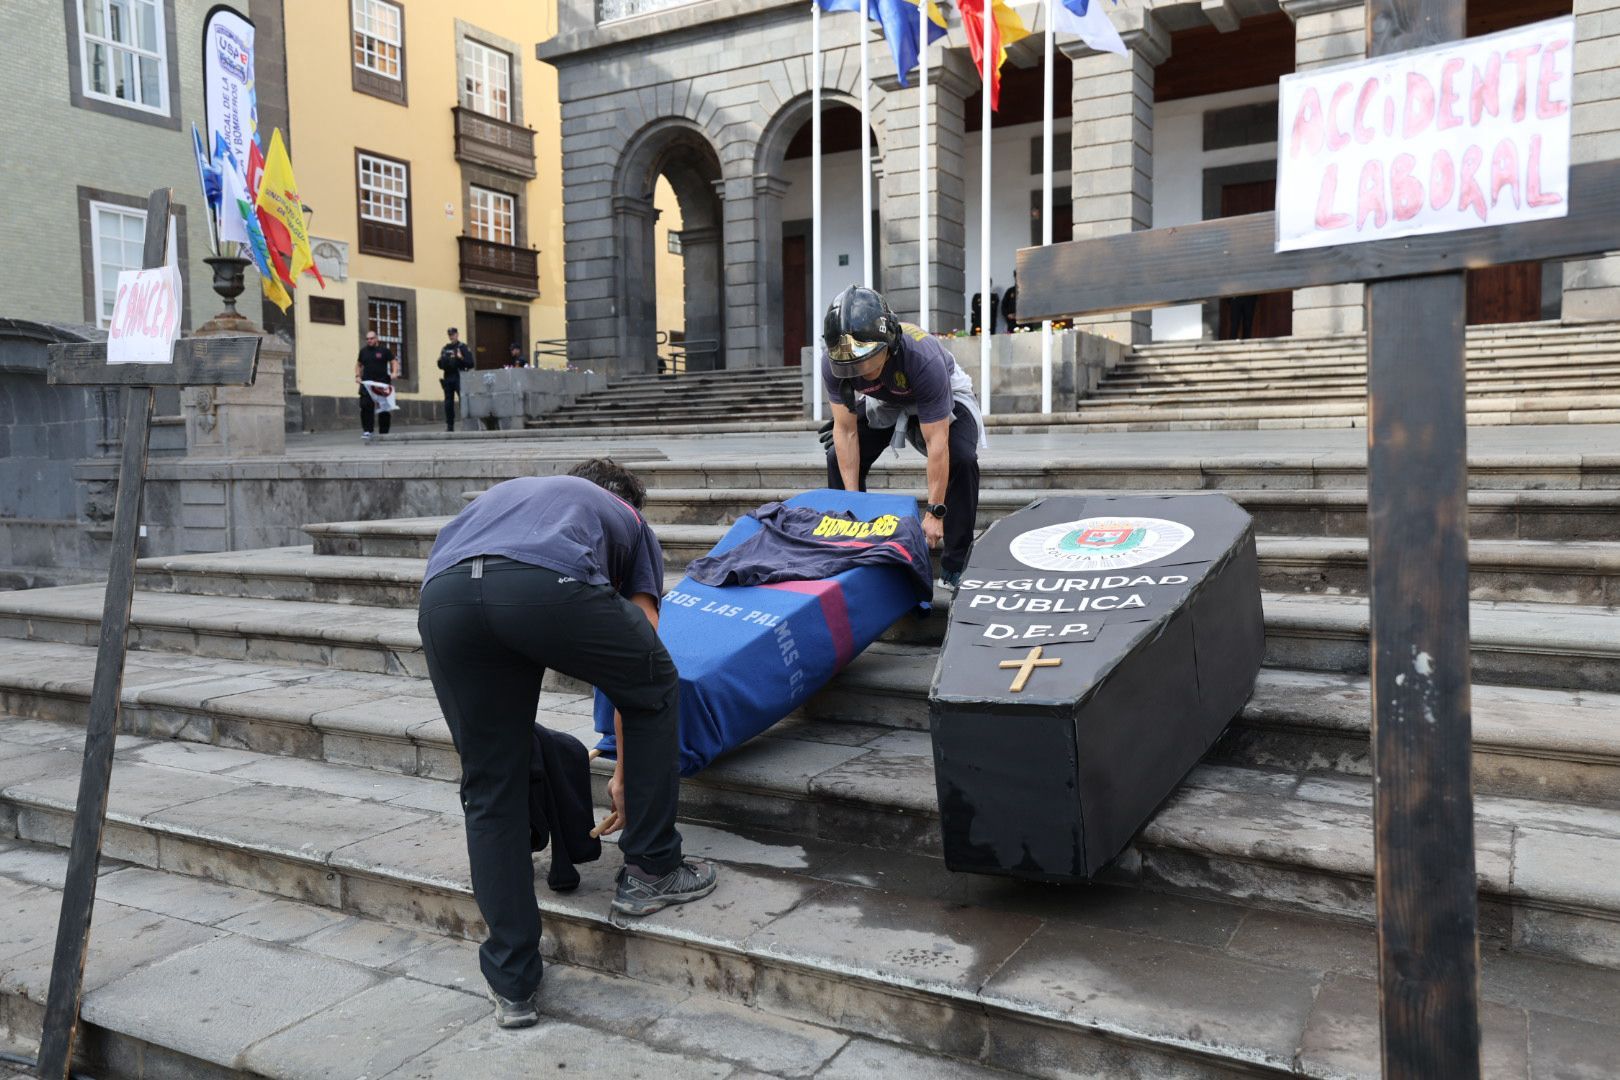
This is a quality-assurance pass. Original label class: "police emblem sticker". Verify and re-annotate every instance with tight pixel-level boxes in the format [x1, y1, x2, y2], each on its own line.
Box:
[1009, 516, 1196, 572]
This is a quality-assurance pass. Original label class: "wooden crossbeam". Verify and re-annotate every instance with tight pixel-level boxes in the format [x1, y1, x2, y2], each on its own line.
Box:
[1015, 160, 1620, 321]
[48, 336, 259, 386]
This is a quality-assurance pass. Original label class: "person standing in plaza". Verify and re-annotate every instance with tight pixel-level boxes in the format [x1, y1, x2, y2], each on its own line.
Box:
[355, 329, 400, 440]
[821, 285, 985, 590]
[437, 327, 475, 432]
[417, 459, 718, 1028]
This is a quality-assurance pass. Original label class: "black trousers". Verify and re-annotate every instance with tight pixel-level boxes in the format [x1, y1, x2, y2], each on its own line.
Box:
[442, 382, 460, 431]
[826, 401, 980, 574]
[1230, 295, 1259, 339]
[359, 387, 392, 435]
[418, 558, 683, 999]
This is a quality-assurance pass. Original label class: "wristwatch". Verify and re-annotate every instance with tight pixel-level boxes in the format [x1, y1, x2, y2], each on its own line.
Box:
[926, 503, 948, 519]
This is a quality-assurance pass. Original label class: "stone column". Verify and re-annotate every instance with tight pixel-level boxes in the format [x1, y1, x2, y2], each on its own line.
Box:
[612, 194, 660, 376]
[682, 221, 726, 371]
[182, 301, 287, 457]
[878, 54, 975, 332]
[1063, 16, 1169, 346]
[1283, 0, 1367, 336]
[1563, 0, 1620, 321]
[751, 174, 792, 366]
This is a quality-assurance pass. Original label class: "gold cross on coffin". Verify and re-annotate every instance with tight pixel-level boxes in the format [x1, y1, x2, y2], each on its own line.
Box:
[999, 646, 1063, 693]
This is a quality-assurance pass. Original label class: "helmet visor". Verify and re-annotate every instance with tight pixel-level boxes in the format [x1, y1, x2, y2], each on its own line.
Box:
[827, 333, 887, 365]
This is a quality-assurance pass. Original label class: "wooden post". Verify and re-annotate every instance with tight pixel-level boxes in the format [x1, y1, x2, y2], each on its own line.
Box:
[34, 190, 259, 1080]
[1364, 1, 1481, 1075]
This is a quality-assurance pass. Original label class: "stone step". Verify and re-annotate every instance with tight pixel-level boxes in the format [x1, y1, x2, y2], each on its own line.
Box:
[1084, 380, 1620, 410]
[1, 638, 1611, 814]
[1100, 360, 1620, 393]
[632, 486, 1620, 541]
[1119, 339, 1620, 375]
[544, 409, 809, 425]
[1061, 392, 1620, 425]
[5, 722, 1620, 997]
[622, 453, 1620, 493]
[0, 575, 1614, 704]
[290, 517, 1620, 605]
[1129, 320, 1620, 358]
[0, 838, 973, 1080]
[608, 370, 805, 386]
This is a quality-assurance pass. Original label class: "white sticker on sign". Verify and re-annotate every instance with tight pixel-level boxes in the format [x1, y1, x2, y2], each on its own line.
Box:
[106, 266, 182, 365]
[1275, 15, 1574, 252]
[1009, 517, 1195, 572]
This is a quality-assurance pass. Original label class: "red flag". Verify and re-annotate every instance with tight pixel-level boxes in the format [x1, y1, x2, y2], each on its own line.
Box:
[959, 0, 1031, 110]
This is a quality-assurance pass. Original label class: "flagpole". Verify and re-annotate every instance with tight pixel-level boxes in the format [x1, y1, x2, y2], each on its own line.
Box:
[979, 0, 992, 416]
[918, 0, 929, 333]
[1040, 0, 1054, 415]
[812, 0, 825, 422]
[860, 0, 873, 288]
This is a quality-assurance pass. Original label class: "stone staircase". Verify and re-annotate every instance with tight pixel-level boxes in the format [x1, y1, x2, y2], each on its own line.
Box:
[2, 451, 1619, 1076]
[534, 367, 808, 430]
[1067, 319, 1620, 432]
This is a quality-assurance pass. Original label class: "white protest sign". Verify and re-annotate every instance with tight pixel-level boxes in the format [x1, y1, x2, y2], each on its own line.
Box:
[106, 266, 183, 365]
[1276, 16, 1573, 252]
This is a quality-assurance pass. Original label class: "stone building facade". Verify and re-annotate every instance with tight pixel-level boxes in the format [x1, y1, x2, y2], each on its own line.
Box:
[538, 0, 1620, 376]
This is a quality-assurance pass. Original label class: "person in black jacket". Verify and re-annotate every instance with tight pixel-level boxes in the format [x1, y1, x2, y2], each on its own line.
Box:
[354, 330, 399, 440]
[437, 328, 475, 432]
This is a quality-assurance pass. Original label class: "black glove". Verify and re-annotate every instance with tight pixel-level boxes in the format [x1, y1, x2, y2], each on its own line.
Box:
[817, 420, 835, 453]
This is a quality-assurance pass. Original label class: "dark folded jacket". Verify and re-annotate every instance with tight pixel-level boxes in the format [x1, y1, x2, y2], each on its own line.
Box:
[528, 724, 601, 891]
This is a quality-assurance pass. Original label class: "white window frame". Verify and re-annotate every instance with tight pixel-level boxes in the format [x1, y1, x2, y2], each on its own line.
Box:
[461, 39, 512, 122]
[89, 201, 148, 329]
[358, 153, 410, 227]
[352, 0, 403, 81]
[367, 298, 407, 370]
[79, 0, 170, 116]
[468, 186, 516, 247]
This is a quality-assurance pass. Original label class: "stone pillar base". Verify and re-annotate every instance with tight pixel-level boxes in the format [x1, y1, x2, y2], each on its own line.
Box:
[182, 310, 288, 457]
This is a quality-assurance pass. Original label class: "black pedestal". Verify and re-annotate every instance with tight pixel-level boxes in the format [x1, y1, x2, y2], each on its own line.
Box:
[929, 493, 1263, 882]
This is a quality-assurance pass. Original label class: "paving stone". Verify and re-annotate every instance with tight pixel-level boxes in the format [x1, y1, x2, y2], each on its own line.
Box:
[702, 737, 870, 794]
[1525, 1010, 1620, 1080]
[950, 878, 1249, 952]
[0, 718, 91, 748]
[386, 937, 485, 995]
[984, 919, 1319, 1067]
[1512, 828, 1620, 910]
[217, 898, 350, 943]
[118, 740, 264, 775]
[535, 965, 690, 1037]
[819, 1037, 1019, 1079]
[206, 682, 392, 726]
[94, 866, 285, 926]
[809, 751, 937, 813]
[0, 840, 75, 891]
[751, 882, 1041, 994]
[0, 746, 84, 795]
[11, 759, 246, 819]
[1298, 972, 1530, 1079]
[329, 813, 472, 891]
[242, 976, 486, 1080]
[83, 936, 379, 1068]
[299, 916, 445, 969]
[812, 845, 960, 900]
[0, 886, 71, 967]
[148, 784, 430, 862]
[222, 754, 431, 804]
[2, 902, 219, 999]
[1480, 948, 1620, 1028]
[378, 1016, 734, 1079]
[640, 995, 848, 1077]
[675, 820, 830, 874]
[1224, 907, 1378, 978]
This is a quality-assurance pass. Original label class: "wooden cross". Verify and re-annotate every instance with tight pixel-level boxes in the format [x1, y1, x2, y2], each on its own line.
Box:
[999, 646, 1063, 692]
[34, 189, 259, 1080]
[1018, 4, 1620, 1076]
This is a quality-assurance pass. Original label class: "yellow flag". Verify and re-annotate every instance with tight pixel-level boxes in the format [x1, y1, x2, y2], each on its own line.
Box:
[254, 128, 324, 288]
[260, 271, 293, 313]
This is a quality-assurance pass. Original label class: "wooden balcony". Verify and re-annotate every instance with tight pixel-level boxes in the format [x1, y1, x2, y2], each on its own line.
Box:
[459, 235, 540, 299]
[452, 106, 537, 179]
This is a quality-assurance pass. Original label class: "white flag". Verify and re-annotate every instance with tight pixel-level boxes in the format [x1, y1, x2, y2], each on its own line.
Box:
[1052, 0, 1126, 55]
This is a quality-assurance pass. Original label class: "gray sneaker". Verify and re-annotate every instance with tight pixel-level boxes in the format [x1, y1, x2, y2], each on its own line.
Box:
[489, 988, 540, 1029]
[612, 858, 718, 917]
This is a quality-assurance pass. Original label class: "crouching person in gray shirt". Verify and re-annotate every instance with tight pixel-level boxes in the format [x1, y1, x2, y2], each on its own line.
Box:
[417, 458, 717, 1029]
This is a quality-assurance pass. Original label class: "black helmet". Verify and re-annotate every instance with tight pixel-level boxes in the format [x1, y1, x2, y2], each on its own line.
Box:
[823, 286, 900, 375]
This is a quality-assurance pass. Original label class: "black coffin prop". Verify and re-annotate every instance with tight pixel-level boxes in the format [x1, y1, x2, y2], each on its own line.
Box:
[928, 494, 1263, 882]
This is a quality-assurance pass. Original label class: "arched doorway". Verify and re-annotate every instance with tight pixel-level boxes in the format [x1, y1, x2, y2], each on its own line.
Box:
[758, 96, 879, 368]
[615, 122, 726, 374]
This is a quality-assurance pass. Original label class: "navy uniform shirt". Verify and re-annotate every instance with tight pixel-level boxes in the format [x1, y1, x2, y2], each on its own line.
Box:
[357, 344, 395, 384]
[820, 323, 956, 424]
[422, 476, 664, 603]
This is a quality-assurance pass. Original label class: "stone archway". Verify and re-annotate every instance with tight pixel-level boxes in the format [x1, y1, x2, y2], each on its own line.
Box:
[755, 92, 875, 368]
[615, 121, 726, 374]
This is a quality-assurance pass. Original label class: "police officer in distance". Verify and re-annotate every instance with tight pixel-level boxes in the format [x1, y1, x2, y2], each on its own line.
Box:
[437, 327, 475, 432]
[821, 285, 984, 590]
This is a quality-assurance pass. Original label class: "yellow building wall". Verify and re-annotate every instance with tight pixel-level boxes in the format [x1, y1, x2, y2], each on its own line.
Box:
[285, 0, 565, 407]
[653, 177, 685, 350]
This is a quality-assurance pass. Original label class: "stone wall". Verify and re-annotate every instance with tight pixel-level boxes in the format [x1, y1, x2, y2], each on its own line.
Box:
[463, 367, 611, 429]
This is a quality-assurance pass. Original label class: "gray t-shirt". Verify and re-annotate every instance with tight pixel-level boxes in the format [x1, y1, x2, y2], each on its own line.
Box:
[422, 475, 664, 602]
[820, 323, 957, 424]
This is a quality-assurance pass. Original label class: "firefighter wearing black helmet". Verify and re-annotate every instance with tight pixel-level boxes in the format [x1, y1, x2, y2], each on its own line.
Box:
[821, 285, 984, 590]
